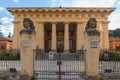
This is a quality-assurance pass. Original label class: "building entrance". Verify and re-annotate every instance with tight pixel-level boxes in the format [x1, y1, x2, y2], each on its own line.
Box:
[57, 40, 64, 52]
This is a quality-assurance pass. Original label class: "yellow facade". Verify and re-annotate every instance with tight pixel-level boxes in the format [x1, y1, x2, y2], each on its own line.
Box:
[7, 7, 115, 52]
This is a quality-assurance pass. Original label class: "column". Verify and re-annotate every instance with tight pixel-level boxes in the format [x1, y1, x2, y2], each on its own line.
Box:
[97, 21, 104, 49]
[64, 22, 69, 53]
[13, 21, 19, 49]
[18, 21, 23, 48]
[51, 23, 56, 52]
[103, 21, 109, 49]
[76, 22, 84, 52]
[37, 22, 44, 51]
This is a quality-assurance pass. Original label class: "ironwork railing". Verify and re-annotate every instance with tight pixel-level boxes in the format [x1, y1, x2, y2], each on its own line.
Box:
[34, 49, 86, 80]
[0, 49, 21, 71]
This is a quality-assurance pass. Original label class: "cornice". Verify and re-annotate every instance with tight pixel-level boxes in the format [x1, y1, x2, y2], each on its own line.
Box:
[7, 7, 116, 14]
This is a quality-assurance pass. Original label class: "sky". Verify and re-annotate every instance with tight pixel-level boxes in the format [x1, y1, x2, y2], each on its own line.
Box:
[0, 0, 120, 37]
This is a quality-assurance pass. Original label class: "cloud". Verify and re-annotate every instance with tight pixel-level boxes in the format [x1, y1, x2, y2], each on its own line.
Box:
[0, 7, 4, 11]
[68, 0, 119, 30]
[108, 12, 120, 30]
[51, 0, 56, 7]
[0, 17, 13, 37]
[13, 0, 18, 3]
[117, 1, 120, 5]
[51, 0, 68, 7]
[69, 0, 116, 7]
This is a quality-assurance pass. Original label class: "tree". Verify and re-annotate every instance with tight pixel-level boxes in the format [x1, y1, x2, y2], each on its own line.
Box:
[109, 28, 120, 38]
[8, 32, 12, 38]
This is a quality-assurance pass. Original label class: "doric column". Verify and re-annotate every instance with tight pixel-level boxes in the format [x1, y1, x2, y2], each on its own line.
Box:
[37, 22, 44, 51]
[51, 23, 56, 52]
[103, 21, 109, 49]
[13, 21, 19, 49]
[97, 21, 104, 49]
[76, 22, 84, 52]
[64, 22, 69, 53]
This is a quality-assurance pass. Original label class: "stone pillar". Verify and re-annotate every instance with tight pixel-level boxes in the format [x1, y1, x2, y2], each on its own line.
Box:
[51, 23, 56, 52]
[64, 22, 69, 53]
[97, 21, 104, 50]
[12, 21, 19, 49]
[103, 21, 109, 49]
[37, 22, 44, 52]
[18, 21, 23, 48]
[84, 30, 100, 80]
[20, 32, 36, 77]
[76, 22, 84, 52]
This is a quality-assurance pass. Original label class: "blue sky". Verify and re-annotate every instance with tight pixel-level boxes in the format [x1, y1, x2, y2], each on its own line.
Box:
[0, 0, 120, 37]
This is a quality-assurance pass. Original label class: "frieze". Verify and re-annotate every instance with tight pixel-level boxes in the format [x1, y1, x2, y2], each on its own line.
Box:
[8, 8, 115, 19]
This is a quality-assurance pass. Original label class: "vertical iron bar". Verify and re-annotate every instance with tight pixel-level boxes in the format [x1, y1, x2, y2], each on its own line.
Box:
[58, 50, 61, 80]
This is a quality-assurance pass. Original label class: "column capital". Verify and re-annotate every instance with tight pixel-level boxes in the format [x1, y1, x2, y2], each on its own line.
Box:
[102, 21, 110, 24]
[76, 22, 83, 24]
[51, 22, 57, 24]
[63, 22, 69, 24]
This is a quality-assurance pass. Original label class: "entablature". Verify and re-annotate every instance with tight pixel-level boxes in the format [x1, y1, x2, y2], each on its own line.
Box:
[7, 7, 115, 13]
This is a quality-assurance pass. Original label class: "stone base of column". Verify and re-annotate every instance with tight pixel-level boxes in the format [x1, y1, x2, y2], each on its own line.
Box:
[64, 50, 70, 53]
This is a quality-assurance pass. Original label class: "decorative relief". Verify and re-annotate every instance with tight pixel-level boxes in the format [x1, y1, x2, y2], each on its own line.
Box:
[43, 14, 46, 17]
[62, 14, 65, 17]
[56, 14, 59, 17]
[49, 14, 52, 17]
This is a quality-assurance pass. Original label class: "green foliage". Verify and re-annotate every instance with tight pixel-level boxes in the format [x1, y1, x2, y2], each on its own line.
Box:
[109, 28, 120, 38]
[8, 32, 12, 38]
[100, 51, 120, 61]
[31, 76, 36, 80]
[2, 75, 9, 80]
[109, 51, 120, 61]
[0, 50, 8, 60]
[0, 50, 20, 60]
[0, 32, 4, 38]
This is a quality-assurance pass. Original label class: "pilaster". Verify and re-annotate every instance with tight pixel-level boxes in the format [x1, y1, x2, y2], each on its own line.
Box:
[13, 21, 19, 49]
[37, 22, 45, 52]
[51, 22, 56, 52]
[64, 22, 69, 53]
[103, 21, 109, 49]
[76, 22, 84, 52]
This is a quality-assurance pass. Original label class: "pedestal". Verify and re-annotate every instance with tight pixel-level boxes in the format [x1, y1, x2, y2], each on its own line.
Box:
[20, 33, 36, 77]
[84, 31, 100, 80]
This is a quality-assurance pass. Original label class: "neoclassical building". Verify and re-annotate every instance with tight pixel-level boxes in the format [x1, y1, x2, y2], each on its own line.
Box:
[7, 7, 115, 53]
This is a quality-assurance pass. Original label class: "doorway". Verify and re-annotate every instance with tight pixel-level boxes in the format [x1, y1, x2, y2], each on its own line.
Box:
[57, 40, 64, 52]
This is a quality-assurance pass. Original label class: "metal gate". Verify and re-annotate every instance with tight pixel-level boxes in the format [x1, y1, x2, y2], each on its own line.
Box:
[34, 50, 86, 80]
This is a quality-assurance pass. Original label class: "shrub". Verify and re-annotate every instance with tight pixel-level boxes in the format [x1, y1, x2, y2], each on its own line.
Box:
[99, 51, 120, 61]
[0, 50, 20, 60]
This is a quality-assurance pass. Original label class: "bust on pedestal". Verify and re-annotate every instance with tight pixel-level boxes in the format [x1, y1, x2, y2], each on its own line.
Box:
[20, 18, 36, 77]
[84, 18, 100, 80]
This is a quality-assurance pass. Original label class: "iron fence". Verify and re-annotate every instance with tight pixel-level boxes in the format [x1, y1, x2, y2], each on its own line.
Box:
[99, 49, 120, 73]
[0, 49, 21, 71]
[34, 49, 86, 80]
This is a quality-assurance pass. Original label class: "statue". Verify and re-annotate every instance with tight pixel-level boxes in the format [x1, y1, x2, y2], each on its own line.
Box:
[85, 18, 97, 30]
[20, 18, 35, 34]
[85, 18, 100, 36]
